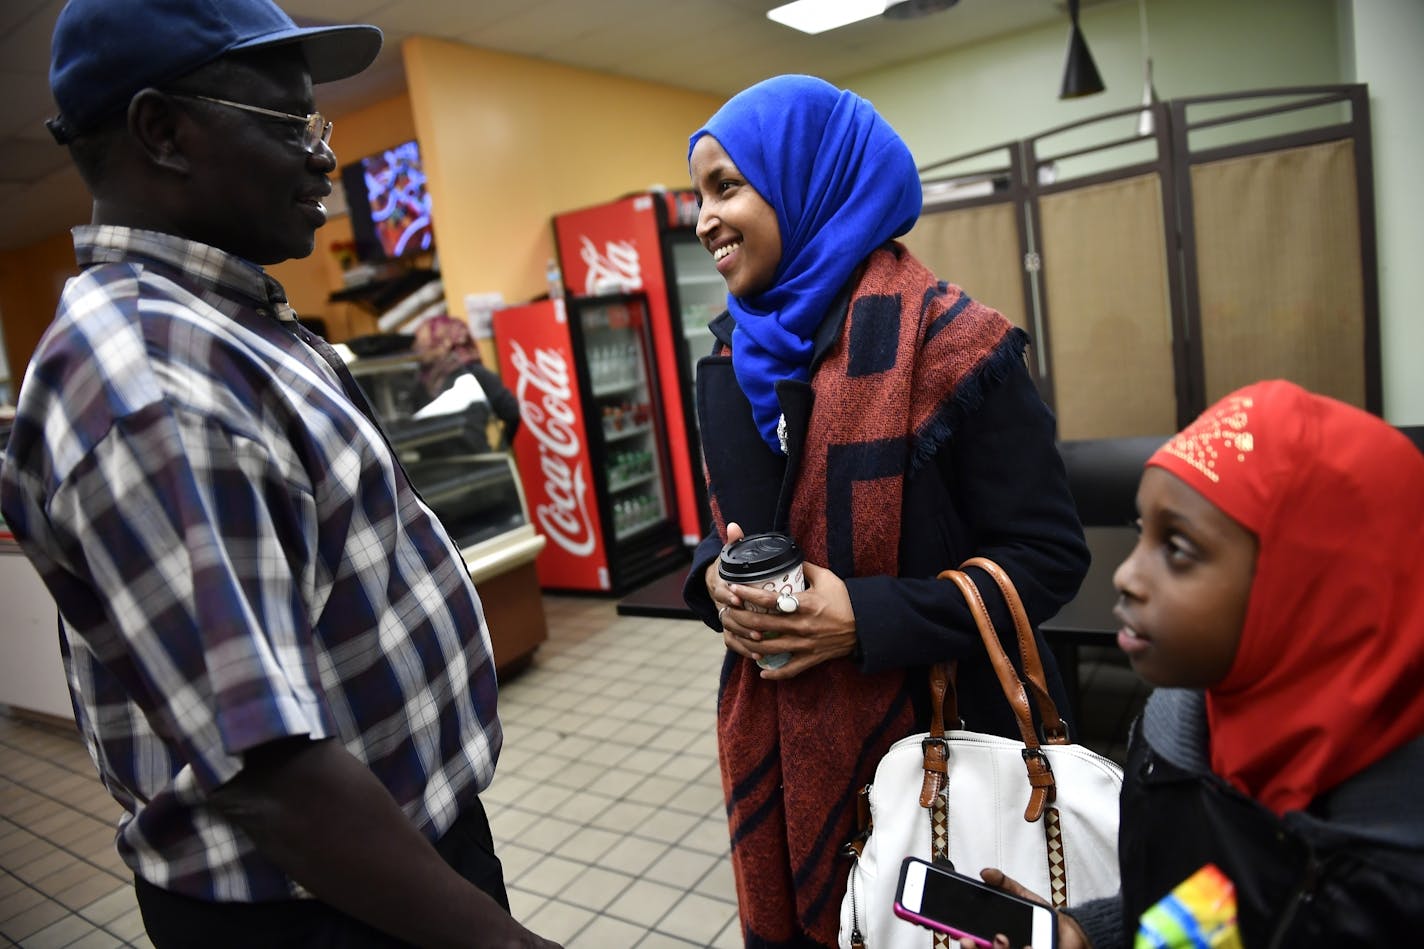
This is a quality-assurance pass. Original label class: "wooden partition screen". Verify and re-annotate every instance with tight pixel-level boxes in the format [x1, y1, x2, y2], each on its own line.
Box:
[1035, 171, 1179, 439]
[902, 143, 1039, 378]
[910, 85, 1379, 435]
[1174, 87, 1378, 412]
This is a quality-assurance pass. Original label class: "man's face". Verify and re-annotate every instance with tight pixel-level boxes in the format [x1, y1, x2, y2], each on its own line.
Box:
[172, 50, 333, 264]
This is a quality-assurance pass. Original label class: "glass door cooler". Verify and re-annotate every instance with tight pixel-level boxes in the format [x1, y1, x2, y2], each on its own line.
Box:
[493, 294, 686, 594]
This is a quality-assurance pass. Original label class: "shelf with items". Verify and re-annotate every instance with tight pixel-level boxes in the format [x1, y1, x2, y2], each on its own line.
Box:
[605, 421, 653, 443]
[608, 470, 658, 494]
[612, 492, 667, 541]
[591, 378, 642, 399]
[599, 400, 653, 440]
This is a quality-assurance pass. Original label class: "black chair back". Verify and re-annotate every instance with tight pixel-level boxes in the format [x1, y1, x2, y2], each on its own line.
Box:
[1058, 435, 1170, 528]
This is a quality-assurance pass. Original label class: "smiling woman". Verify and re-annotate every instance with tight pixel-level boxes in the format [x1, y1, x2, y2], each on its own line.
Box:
[680, 74, 1089, 949]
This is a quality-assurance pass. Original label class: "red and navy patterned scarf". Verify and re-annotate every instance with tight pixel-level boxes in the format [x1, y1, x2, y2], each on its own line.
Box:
[713, 244, 1022, 947]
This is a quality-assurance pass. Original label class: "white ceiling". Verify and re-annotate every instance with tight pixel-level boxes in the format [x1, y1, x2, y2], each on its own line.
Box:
[0, 0, 1108, 252]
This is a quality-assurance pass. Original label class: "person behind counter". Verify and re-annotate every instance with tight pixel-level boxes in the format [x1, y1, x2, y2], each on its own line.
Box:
[411, 314, 521, 452]
[973, 380, 1424, 947]
[681, 74, 1089, 947]
[0, 0, 559, 945]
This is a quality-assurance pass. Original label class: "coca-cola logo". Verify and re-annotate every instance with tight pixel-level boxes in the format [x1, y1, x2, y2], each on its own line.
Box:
[579, 237, 642, 295]
[508, 340, 596, 556]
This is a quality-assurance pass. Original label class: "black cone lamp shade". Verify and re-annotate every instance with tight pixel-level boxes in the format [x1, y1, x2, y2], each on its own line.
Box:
[1060, 0, 1105, 99]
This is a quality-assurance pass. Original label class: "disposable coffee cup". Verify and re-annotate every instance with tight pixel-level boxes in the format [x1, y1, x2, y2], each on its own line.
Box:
[717, 531, 805, 670]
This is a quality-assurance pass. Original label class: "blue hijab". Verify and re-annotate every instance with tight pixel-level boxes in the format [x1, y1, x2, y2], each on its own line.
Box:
[688, 75, 922, 452]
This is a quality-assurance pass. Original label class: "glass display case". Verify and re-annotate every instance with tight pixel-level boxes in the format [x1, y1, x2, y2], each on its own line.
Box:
[340, 347, 549, 676]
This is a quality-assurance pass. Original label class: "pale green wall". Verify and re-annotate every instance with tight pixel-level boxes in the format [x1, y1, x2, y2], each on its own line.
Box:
[1349, 0, 1424, 425]
[845, 0, 1346, 169]
[842, 0, 1424, 421]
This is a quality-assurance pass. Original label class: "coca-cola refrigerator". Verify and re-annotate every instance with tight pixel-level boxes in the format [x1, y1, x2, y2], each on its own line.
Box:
[552, 190, 725, 548]
[493, 293, 686, 594]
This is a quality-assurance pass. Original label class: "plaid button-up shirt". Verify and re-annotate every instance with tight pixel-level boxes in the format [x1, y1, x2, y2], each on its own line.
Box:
[0, 226, 502, 902]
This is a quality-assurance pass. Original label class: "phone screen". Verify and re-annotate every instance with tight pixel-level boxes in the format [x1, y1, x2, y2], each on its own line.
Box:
[919, 863, 1035, 944]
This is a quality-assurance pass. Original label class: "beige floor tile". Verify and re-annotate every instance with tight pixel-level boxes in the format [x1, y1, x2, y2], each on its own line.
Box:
[0, 884, 48, 924]
[693, 856, 738, 905]
[603, 877, 684, 929]
[679, 816, 731, 855]
[634, 932, 703, 948]
[17, 910, 97, 948]
[101, 904, 146, 941]
[522, 898, 595, 944]
[654, 891, 738, 946]
[549, 789, 616, 827]
[636, 807, 701, 846]
[0, 870, 26, 899]
[589, 799, 656, 835]
[58, 930, 125, 949]
[12, 850, 75, 886]
[54, 872, 126, 913]
[37, 812, 111, 850]
[509, 815, 585, 854]
[566, 912, 648, 948]
[495, 842, 545, 886]
[74, 885, 135, 927]
[599, 834, 668, 877]
[644, 845, 718, 890]
[625, 775, 691, 808]
[31, 859, 99, 898]
[711, 914, 745, 948]
[560, 865, 633, 913]
[584, 769, 642, 800]
[0, 898, 68, 941]
[560, 826, 625, 864]
[504, 884, 547, 923]
[514, 854, 587, 898]
[0, 833, 53, 870]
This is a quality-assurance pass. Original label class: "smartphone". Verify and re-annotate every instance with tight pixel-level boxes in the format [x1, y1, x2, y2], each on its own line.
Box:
[893, 857, 1056, 949]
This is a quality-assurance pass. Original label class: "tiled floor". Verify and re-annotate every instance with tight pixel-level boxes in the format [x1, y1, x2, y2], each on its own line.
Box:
[1, 593, 1146, 948]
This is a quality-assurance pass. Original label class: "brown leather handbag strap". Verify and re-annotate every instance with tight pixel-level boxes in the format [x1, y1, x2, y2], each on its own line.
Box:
[940, 568, 1057, 821]
[961, 557, 1068, 744]
[919, 663, 952, 808]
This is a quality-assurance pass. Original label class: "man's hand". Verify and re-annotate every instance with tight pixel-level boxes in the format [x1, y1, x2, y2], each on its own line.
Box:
[210, 737, 561, 948]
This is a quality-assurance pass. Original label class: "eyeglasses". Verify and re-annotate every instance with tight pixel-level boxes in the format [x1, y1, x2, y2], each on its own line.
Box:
[169, 93, 332, 153]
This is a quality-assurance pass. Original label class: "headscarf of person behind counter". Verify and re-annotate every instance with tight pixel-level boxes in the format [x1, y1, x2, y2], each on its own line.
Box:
[411, 315, 521, 447]
[413, 314, 483, 398]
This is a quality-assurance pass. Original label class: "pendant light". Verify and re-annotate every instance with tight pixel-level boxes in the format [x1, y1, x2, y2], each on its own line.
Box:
[1136, 0, 1160, 134]
[1059, 0, 1105, 99]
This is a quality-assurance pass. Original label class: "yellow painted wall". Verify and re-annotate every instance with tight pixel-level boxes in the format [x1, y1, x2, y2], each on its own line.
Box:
[0, 231, 79, 393]
[401, 36, 721, 317]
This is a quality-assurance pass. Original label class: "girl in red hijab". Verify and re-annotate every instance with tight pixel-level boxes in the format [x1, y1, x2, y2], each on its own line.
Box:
[980, 380, 1424, 947]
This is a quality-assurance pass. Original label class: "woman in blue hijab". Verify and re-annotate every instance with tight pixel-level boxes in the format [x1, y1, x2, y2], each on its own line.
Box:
[681, 76, 1089, 948]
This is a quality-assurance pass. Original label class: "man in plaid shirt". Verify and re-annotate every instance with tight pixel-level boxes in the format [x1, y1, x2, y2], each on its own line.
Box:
[0, 1, 559, 946]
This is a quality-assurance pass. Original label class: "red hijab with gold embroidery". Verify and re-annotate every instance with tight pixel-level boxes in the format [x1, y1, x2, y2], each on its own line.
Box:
[1147, 380, 1424, 815]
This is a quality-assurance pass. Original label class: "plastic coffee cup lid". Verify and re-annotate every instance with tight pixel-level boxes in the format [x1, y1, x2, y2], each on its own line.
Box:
[718, 532, 803, 580]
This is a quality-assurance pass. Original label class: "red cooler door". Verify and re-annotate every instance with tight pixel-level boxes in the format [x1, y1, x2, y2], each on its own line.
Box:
[494, 298, 611, 592]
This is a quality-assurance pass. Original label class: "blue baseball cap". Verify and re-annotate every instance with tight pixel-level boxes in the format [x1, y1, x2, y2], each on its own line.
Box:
[49, 0, 383, 141]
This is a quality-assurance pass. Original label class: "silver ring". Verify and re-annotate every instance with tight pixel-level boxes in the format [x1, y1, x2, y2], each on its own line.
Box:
[717, 605, 730, 623]
[776, 593, 799, 614]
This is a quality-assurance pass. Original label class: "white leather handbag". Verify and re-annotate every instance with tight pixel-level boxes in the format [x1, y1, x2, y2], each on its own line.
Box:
[839, 558, 1124, 949]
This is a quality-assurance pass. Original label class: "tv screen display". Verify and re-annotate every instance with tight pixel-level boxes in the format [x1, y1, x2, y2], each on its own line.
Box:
[341, 139, 434, 262]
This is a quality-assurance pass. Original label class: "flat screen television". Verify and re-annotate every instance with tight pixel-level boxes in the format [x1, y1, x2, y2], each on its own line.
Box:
[340, 138, 435, 262]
